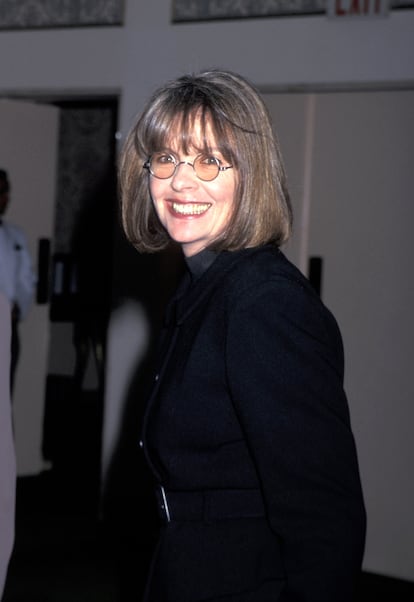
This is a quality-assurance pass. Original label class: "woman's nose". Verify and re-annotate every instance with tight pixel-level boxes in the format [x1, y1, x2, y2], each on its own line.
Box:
[171, 161, 198, 189]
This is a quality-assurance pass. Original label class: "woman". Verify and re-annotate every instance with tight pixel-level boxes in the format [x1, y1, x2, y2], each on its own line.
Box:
[120, 70, 366, 601]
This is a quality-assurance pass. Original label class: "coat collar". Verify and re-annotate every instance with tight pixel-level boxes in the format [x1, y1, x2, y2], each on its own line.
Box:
[164, 247, 265, 327]
[185, 249, 218, 282]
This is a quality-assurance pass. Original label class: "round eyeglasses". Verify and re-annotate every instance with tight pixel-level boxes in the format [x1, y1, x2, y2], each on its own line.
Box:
[143, 152, 233, 182]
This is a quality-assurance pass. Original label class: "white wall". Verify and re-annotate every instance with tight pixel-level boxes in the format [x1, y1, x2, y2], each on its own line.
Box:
[0, 2, 413, 127]
[265, 89, 414, 582]
[118, 2, 414, 132]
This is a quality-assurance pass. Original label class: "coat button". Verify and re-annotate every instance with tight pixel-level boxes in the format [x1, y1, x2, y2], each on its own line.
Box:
[139, 440, 143, 448]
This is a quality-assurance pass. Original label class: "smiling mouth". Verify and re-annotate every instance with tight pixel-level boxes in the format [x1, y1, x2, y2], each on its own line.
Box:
[171, 202, 212, 216]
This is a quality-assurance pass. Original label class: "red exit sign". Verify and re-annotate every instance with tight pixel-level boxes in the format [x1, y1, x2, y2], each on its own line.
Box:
[327, 0, 390, 17]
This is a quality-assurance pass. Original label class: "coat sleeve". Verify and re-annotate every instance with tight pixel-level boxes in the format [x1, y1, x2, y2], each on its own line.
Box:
[225, 276, 366, 601]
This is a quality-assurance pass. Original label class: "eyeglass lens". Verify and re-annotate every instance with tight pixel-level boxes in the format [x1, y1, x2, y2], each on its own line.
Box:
[149, 152, 221, 181]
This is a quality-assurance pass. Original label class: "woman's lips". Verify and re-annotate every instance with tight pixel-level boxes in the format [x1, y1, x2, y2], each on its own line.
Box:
[168, 201, 212, 217]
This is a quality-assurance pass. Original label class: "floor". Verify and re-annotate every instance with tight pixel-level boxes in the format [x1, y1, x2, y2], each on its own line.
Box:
[2, 470, 155, 602]
[3, 473, 414, 601]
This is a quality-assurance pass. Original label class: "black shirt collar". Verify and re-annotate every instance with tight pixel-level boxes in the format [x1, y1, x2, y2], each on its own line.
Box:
[185, 248, 218, 282]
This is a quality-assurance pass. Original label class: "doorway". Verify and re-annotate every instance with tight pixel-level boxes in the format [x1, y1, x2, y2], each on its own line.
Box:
[44, 97, 119, 514]
[0, 94, 118, 514]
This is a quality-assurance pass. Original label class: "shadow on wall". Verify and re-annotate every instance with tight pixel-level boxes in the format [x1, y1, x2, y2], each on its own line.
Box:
[99, 231, 185, 600]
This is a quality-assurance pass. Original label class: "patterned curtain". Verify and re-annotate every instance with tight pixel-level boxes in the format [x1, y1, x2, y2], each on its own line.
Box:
[0, 0, 124, 29]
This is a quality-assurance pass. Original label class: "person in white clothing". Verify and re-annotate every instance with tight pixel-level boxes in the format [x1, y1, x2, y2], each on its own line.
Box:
[0, 168, 36, 393]
[0, 291, 16, 596]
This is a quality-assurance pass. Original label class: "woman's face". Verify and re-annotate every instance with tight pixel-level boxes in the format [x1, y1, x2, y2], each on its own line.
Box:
[149, 116, 237, 257]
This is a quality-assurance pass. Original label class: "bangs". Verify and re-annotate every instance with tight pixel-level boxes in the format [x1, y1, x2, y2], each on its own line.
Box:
[142, 103, 235, 163]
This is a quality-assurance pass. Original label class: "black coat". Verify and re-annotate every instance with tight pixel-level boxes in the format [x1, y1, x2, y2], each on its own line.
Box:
[141, 245, 366, 601]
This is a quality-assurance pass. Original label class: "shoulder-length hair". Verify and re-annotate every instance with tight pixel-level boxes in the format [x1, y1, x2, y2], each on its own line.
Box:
[119, 69, 292, 252]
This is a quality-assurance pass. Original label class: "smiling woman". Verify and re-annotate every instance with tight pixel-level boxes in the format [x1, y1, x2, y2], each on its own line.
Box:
[146, 116, 236, 257]
[120, 70, 291, 253]
[119, 70, 366, 602]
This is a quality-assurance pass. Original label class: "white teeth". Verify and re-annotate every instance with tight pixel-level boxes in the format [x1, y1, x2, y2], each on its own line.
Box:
[172, 202, 211, 215]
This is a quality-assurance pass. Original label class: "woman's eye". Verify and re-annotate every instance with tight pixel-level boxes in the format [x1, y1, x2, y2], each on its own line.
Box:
[156, 153, 175, 164]
[200, 155, 219, 165]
